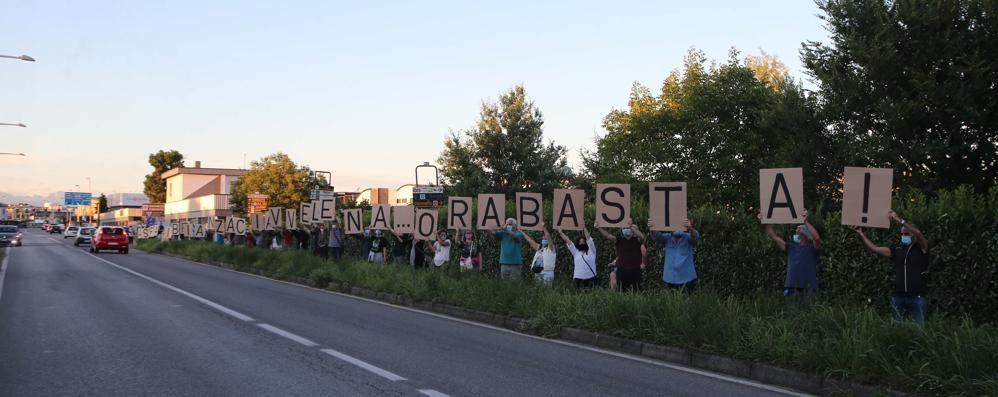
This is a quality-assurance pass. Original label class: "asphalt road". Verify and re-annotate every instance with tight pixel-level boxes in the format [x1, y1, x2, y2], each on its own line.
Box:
[0, 229, 811, 397]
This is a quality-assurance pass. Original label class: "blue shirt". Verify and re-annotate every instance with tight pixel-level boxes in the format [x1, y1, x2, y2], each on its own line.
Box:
[785, 242, 820, 290]
[495, 230, 524, 265]
[655, 231, 699, 284]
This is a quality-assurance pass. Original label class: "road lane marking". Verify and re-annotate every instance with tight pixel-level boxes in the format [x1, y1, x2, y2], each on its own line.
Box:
[0, 247, 10, 303]
[84, 252, 255, 322]
[257, 323, 318, 347]
[320, 348, 407, 382]
[419, 389, 450, 397]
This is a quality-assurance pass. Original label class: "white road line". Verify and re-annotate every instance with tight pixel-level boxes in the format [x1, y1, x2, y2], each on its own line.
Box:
[418, 389, 450, 397]
[320, 348, 407, 382]
[83, 252, 255, 322]
[257, 323, 318, 347]
[0, 247, 10, 303]
[146, 251, 809, 396]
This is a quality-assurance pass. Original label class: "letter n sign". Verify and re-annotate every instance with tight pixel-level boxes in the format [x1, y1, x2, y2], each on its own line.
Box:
[759, 168, 804, 224]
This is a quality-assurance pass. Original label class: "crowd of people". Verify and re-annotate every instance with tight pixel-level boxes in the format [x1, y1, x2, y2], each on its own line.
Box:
[194, 209, 929, 323]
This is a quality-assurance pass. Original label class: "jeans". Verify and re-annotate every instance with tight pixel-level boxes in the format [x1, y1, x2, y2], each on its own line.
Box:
[328, 246, 343, 260]
[890, 294, 927, 323]
[535, 270, 554, 286]
[500, 264, 520, 279]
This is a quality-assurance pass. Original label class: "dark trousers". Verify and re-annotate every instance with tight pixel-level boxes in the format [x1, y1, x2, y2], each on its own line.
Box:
[318, 246, 329, 259]
[328, 246, 343, 260]
[891, 293, 927, 323]
[665, 279, 698, 291]
[617, 268, 643, 291]
[574, 277, 597, 289]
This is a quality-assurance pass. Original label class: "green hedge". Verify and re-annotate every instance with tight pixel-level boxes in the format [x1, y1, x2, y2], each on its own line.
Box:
[137, 238, 998, 396]
[218, 185, 998, 323]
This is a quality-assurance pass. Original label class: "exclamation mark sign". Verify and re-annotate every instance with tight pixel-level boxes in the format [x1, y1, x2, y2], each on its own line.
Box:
[861, 172, 871, 223]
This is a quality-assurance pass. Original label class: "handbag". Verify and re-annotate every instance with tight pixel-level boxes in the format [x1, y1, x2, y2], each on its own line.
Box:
[531, 252, 545, 274]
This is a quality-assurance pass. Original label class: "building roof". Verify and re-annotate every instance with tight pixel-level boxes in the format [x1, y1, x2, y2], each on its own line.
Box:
[161, 167, 247, 180]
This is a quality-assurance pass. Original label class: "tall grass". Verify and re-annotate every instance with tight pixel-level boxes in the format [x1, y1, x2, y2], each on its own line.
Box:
[140, 239, 997, 396]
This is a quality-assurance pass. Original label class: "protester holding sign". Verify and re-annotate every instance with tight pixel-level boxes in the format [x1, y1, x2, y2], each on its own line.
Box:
[851, 210, 930, 323]
[389, 230, 413, 265]
[761, 209, 822, 296]
[597, 220, 646, 291]
[558, 227, 597, 288]
[457, 229, 482, 272]
[495, 218, 525, 279]
[652, 219, 700, 290]
[431, 230, 452, 267]
[522, 224, 556, 286]
[368, 230, 389, 264]
[328, 219, 346, 260]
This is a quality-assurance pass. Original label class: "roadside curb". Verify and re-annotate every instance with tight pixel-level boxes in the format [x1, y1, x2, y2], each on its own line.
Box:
[144, 249, 916, 397]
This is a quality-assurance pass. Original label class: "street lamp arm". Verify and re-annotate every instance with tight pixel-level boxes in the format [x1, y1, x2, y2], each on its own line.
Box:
[0, 54, 35, 62]
[0, 123, 26, 127]
[0, 153, 26, 156]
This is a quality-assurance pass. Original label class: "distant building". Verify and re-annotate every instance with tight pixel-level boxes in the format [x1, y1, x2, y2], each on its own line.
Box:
[161, 161, 246, 223]
[353, 184, 414, 206]
[98, 193, 150, 226]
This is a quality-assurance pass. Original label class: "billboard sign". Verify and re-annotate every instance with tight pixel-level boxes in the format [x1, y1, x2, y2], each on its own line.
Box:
[64, 192, 92, 206]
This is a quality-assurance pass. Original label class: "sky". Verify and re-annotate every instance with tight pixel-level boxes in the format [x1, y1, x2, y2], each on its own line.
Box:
[0, 0, 829, 205]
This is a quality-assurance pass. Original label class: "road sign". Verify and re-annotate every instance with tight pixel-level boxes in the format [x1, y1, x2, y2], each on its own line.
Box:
[64, 192, 92, 206]
[310, 189, 336, 201]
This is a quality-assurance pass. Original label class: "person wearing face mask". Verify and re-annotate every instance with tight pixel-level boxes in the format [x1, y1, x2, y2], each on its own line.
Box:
[328, 217, 346, 261]
[558, 226, 597, 288]
[851, 210, 930, 323]
[761, 209, 822, 297]
[651, 219, 701, 291]
[495, 218, 526, 279]
[457, 229, 482, 271]
[368, 229, 389, 264]
[522, 223, 556, 286]
[597, 219, 646, 291]
[431, 230, 452, 267]
[353, 227, 373, 260]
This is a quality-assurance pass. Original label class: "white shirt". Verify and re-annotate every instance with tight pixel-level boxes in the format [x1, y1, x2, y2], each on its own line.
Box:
[531, 247, 557, 272]
[433, 239, 451, 266]
[567, 237, 597, 279]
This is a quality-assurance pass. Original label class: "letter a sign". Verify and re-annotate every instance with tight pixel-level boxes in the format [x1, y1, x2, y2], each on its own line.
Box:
[759, 168, 804, 224]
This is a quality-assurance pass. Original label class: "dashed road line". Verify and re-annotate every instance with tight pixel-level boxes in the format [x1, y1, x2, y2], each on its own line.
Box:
[419, 389, 450, 397]
[320, 348, 407, 382]
[0, 247, 10, 303]
[257, 323, 318, 347]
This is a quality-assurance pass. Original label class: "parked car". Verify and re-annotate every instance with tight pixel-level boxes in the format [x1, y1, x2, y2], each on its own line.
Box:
[48, 224, 64, 234]
[90, 226, 129, 254]
[74, 227, 96, 246]
[64, 225, 80, 239]
[0, 225, 22, 247]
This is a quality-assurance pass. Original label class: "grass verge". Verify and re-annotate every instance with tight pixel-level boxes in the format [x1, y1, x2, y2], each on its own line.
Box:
[139, 239, 997, 396]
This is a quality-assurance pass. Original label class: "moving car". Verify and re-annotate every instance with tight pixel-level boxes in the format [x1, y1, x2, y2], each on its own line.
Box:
[74, 227, 96, 246]
[64, 225, 80, 239]
[90, 226, 129, 254]
[48, 224, 64, 234]
[0, 225, 22, 247]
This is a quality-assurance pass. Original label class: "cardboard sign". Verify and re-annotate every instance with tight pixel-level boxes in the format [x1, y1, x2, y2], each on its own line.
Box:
[392, 205, 415, 234]
[181, 221, 192, 236]
[515, 192, 543, 231]
[477, 194, 505, 230]
[210, 217, 223, 232]
[266, 207, 283, 230]
[595, 184, 631, 228]
[343, 208, 363, 234]
[309, 200, 323, 224]
[232, 217, 248, 235]
[284, 209, 297, 230]
[170, 221, 180, 236]
[370, 204, 391, 230]
[552, 189, 585, 231]
[414, 208, 439, 241]
[649, 182, 687, 231]
[317, 199, 336, 221]
[447, 197, 473, 230]
[193, 223, 205, 238]
[842, 167, 893, 228]
[760, 168, 804, 224]
[299, 202, 313, 225]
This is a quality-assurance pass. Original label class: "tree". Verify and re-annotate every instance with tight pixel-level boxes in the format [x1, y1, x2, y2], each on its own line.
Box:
[97, 194, 108, 214]
[438, 85, 572, 197]
[582, 49, 835, 206]
[143, 150, 185, 203]
[802, 0, 998, 193]
[229, 153, 321, 214]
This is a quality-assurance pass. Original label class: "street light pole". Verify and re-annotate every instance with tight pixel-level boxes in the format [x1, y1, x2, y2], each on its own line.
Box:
[0, 152, 26, 156]
[0, 123, 26, 127]
[0, 54, 35, 62]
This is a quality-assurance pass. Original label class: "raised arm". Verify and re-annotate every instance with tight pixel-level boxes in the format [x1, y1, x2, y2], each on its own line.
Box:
[759, 213, 786, 251]
[686, 219, 700, 244]
[851, 226, 891, 258]
[596, 225, 616, 242]
[890, 210, 928, 253]
[802, 209, 822, 250]
[521, 230, 540, 251]
[557, 228, 572, 245]
[542, 226, 552, 246]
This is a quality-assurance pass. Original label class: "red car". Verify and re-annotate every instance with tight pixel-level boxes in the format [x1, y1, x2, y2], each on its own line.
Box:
[90, 226, 130, 254]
